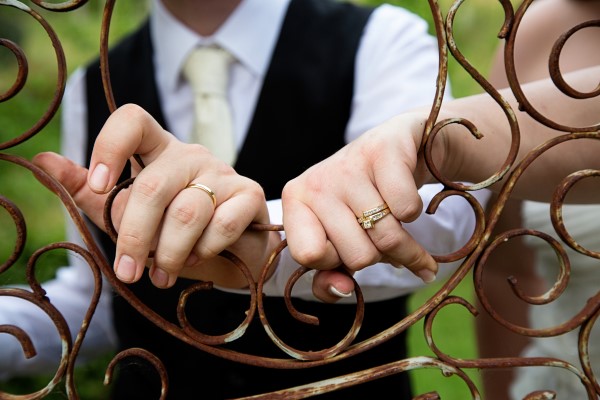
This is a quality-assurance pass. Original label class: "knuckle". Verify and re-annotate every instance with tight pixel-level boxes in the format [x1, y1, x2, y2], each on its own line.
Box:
[216, 160, 237, 176]
[192, 216, 243, 261]
[404, 250, 430, 271]
[372, 231, 402, 254]
[248, 179, 265, 197]
[281, 184, 293, 200]
[247, 185, 266, 205]
[212, 214, 241, 241]
[94, 139, 120, 159]
[291, 245, 328, 267]
[238, 177, 265, 200]
[283, 170, 324, 200]
[118, 103, 153, 134]
[119, 103, 146, 120]
[169, 202, 203, 228]
[133, 177, 164, 203]
[393, 200, 423, 222]
[303, 173, 328, 196]
[118, 231, 149, 251]
[281, 182, 299, 203]
[185, 143, 212, 159]
[343, 249, 379, 271]
[154, 252, 183, 273]
[195, 242, 220, 260]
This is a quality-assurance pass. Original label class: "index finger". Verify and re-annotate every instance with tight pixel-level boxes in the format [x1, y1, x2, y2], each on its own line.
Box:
[87, 104, 180, 194]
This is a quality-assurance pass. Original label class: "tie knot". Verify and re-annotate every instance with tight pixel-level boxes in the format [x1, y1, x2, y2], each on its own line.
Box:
[183, 47, 233, 96]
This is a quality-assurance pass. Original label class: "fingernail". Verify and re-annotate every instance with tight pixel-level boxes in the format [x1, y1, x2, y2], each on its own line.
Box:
[151, 268, 170, 288]
[184, 253, 199, 268]
[328, 285, 352, 298]
[89, 163, 110, 192]
[115, 254, 137, 282]
[417, 269, 436, 284]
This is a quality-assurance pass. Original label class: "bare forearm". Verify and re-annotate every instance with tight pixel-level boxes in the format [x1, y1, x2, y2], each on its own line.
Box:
[436, 66, 600, 202]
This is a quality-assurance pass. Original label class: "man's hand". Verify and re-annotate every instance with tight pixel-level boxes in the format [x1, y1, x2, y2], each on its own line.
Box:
[34, 104, 276, 289]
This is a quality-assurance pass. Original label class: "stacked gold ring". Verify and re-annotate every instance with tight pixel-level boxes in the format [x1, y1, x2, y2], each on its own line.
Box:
[357, 203, 391, 229]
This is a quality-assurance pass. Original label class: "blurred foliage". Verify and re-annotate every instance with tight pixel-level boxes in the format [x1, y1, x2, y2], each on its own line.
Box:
[0, 0, 516, 398]
[364, 0, 518, 98]
[1, 1, 148, 398]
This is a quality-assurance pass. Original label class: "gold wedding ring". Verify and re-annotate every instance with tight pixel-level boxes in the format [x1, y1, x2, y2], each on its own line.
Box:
[357, 203, 391, 229]
[186, 183, 217, 208]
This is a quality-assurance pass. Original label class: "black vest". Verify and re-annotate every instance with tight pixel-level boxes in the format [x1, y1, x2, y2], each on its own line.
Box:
[84, 1, 412, 398]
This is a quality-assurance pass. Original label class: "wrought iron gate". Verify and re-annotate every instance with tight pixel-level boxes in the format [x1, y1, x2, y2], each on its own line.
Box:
[1, 0, 599, 398]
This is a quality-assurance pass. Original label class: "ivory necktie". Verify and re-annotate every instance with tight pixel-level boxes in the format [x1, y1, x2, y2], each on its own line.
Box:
[182, 46, 236, 166]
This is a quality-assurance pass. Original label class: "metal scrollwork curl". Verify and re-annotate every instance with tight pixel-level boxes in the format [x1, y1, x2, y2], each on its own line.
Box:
[30, 0, 88, 12]
[2, 0, 600, 397]
[550, 169, 600, 258]
[0, 0, 66, 150]
[0, 38, 27, 103]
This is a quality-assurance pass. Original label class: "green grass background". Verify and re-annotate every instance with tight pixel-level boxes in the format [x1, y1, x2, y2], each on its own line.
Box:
[0, 1, 516, 398]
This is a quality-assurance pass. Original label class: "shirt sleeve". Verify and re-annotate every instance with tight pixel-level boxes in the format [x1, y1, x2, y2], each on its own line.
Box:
[260, 187, 491, 302]
[0, 68, 117, 381]
[346, 4, 452, 143]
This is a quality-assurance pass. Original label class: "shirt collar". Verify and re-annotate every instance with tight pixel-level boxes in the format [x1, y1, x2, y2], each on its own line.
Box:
[151, 0, 291, 93]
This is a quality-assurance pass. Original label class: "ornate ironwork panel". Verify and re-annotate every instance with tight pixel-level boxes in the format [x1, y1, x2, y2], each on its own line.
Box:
[1, 0, 599, 398]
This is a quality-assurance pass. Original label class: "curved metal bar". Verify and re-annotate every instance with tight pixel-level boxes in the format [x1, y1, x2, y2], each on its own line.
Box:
[550, 170, 600, 258]
[549, 20, 600, 100]
[426, 0, 521, 192]
[0, 195, 26, 274]
[31, 0, 88, 12]
[504, 0, 600, 133]
[0, 0, 67, 150]
[2, 0, 600, 397]
[427, 189, 487, 263]
[424, 297, 597, 399]
[177, 250, 257, 345]
[579, 304, 600, 394]
[0, 287, 72, 398]
[0, 38, 27, 102]
[104, 348, 168, 400]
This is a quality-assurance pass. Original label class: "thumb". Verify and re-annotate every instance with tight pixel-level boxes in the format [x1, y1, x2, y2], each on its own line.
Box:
[32, 152, 110, 230]
[312, 269, 356, 303]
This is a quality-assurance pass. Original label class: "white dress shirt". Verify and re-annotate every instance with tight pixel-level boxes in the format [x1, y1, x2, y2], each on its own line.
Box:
[0, 0, 490, 379]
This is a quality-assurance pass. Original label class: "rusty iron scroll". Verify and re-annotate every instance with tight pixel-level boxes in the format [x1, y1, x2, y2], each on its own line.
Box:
[1, 0, 599, 398]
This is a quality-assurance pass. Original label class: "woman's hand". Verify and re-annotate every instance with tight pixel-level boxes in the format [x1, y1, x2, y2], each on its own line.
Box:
[282, 113, 441, 300]
[34, 104, 277, 289]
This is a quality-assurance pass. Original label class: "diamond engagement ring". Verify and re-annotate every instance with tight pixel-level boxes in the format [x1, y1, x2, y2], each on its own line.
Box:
[357, 203, 391, 229]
